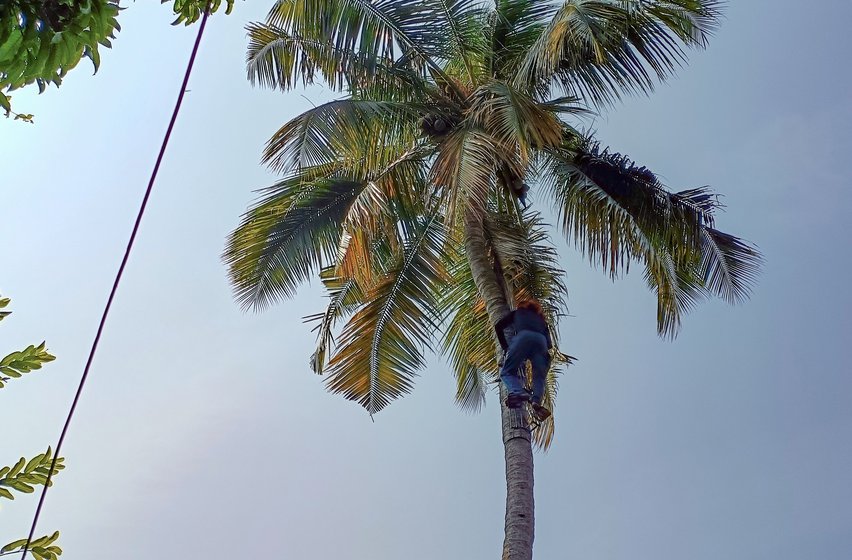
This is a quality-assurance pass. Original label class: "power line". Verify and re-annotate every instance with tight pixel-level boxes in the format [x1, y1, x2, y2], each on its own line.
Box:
[19, 5, 214, 559]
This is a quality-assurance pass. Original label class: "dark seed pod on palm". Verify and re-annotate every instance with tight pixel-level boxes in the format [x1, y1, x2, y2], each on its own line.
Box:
[420, 112, 457, 139]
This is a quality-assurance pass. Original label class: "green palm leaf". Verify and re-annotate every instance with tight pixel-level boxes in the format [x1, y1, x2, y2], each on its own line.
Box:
[246, 21, 435, 101]
[224, 174, 365, 310]
[262, 99, 421, 173]
[700, 226, 762, 304]
[325, 215, 450, 413]
[304, 267, 365, 375]
[433, 0, 489, 83]
[515, 0, 721, 104]
[265, 0, 450, 70]
[484, 211, 569, 323]
[337, 143, 436, 283]
[440, 248, 499, 413]
[431, 127, 499, 225]
[543, 139, 760, 336]
[489, 0, 555, 82]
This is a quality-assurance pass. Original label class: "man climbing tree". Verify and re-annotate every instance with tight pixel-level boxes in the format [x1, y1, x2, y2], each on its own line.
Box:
[495, 298, 554, 421]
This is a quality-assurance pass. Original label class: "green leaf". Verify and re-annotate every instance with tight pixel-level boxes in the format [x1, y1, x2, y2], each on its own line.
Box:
[0, 28, 24, 66]
[1, 539, 29, 553]
[0, 487, 14, 500]
[0, 342, 56, 387]
[9, 480, 34, 493]
[8, 457, 26, 477]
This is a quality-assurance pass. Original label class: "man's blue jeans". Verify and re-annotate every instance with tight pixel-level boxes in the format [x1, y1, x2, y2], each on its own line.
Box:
[500, 330, 551, 403]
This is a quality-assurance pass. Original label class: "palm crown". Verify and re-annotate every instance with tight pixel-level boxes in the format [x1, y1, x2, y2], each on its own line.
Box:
[224, 0, 759, 445]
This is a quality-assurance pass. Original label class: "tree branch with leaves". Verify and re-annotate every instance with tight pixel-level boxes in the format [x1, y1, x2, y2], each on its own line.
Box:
[0, 0, 237, 118]
[0, 295, 65, 560]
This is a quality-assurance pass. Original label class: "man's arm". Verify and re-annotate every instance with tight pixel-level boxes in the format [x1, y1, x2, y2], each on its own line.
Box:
[494, 312, 513, 350]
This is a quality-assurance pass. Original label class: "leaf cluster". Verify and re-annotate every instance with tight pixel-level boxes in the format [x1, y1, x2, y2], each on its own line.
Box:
[0, 297, 57, 388]
[0, 0, 238, 114]
[0, 0, 120, 113]
[166, 0, 236, 26]
[0, 448, 65, 500]
[0, 342, 57, 389]
[2, 531, 62, 560]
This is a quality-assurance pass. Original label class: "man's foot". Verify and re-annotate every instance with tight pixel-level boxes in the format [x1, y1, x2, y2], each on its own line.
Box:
[505, 393, 529, 409]
[531, 402, 551, 422]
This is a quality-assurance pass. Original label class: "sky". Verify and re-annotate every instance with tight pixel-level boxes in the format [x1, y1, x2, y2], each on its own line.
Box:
[1, 1, 851, 559]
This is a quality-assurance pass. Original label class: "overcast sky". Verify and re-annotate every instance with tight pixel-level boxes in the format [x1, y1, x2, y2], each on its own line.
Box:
[2, 1, 851, 559]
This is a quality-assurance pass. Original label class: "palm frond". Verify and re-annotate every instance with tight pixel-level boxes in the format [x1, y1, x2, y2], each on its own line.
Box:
[430, 127, 498, 226]
[439, 246, 500, 413]
[264, 0, 453, 78]
[642, 243, 707, 336]
[262, 99, 421, 174]
[336, 213, 409, 294]
[304, 268, 365, 375]
[515, 0, 722, 104]
[543, 138, 761, 336]
[700, 226, 762, 304]
[365, 142, 436, 224]
[445, 299, 495, 413]
[335, 143, 435, 284]
[543, 142, 699, 335]
[246, 21, 433, 101]
[433, 0, 490, 83]
[469, 81, 565, 163]
[325, 215, 451, 414]
[489, 0, 557, 82]
[530, 350, 575, 450]
[224, 174, 364, 310]
[484, 211, 569, 328]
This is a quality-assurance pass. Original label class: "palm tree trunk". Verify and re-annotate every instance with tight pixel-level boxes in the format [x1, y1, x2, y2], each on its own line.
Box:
[464, 209, 535, 560]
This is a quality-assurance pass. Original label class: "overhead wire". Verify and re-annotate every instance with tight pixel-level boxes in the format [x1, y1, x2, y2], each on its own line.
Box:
[18, 3, 214, 559]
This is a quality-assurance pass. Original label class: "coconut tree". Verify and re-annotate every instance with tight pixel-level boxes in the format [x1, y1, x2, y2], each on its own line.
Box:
[224, 1, 760, 558]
